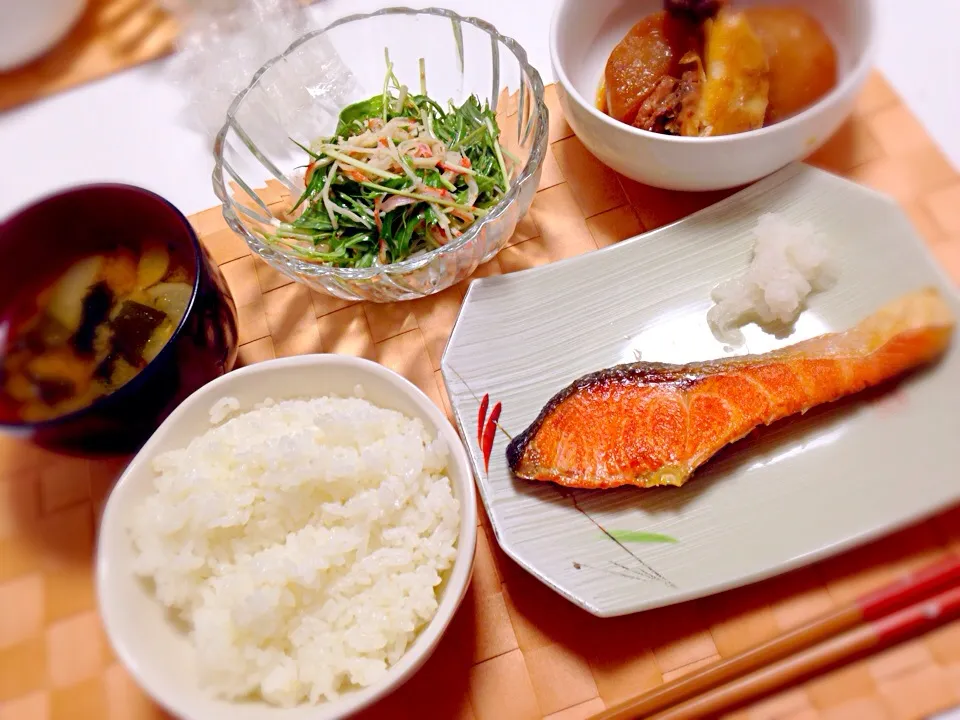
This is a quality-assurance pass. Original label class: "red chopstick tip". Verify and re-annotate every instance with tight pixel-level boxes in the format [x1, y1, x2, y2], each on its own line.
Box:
[873, 584, 960, 643]
[857, 553, 960, 620]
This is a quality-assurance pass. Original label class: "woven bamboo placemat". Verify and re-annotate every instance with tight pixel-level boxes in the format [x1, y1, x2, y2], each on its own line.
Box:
[1, 73, 959, 720]
[0, 0, 178, 113]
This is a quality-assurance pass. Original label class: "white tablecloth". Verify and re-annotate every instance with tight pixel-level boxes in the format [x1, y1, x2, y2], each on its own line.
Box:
[1, 0, 957, 219]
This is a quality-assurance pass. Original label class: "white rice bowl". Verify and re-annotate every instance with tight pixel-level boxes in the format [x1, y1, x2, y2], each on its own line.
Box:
[128, 394, 461, 708]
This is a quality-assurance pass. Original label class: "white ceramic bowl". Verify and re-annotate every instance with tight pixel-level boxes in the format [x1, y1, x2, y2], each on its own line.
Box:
[0, 0, 86, 71]
[549, 0, 877, 191]
[96, 355, 477, 720]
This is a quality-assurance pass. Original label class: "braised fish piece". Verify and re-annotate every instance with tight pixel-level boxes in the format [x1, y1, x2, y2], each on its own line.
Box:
[688, 7, 770, 136]
[506, 288, 955, 490]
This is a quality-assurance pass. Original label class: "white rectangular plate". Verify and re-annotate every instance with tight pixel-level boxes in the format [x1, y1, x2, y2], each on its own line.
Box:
[441, 163, 960, 617]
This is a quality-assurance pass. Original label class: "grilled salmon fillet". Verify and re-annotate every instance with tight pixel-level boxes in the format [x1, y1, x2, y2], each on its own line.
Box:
[506, 288, 955, 490]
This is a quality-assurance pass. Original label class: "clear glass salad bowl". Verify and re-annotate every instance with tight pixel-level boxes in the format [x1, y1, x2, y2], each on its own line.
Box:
[213, 7, 547, 303]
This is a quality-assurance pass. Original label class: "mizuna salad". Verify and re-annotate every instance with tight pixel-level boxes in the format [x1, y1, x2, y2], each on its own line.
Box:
[267, 53, 518, 269]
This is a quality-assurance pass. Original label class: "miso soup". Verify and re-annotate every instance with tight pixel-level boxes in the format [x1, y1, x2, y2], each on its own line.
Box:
[0, 242, 194, 422]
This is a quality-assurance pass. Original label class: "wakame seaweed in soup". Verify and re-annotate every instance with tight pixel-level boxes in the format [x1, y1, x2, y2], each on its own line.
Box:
[0, 243, 193, 422]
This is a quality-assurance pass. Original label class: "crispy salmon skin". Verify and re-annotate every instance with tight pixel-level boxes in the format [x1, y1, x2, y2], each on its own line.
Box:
[506, 288, 955, 490]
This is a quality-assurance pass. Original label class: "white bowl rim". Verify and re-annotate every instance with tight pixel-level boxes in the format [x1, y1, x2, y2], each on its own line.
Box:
[548, 0, 878, 145]
[95, 353, 478, 720]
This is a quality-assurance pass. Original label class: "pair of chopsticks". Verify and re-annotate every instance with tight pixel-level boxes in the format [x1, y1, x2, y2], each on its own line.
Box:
[593, 553, 960, 720]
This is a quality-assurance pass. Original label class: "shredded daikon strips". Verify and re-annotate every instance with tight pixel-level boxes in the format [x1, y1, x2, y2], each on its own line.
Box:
[272, 52, 514, 268]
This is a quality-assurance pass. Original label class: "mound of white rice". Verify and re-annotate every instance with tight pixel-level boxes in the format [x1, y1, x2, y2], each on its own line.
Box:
[129, 394, 460, 707]
[707, 213, 836, 345]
